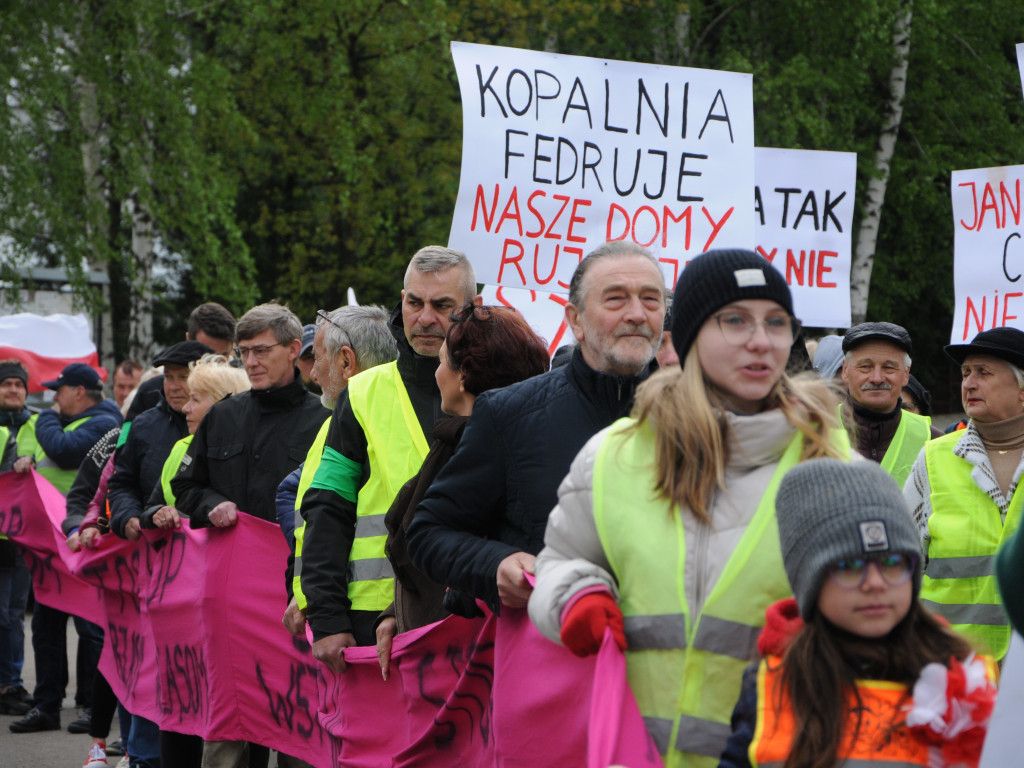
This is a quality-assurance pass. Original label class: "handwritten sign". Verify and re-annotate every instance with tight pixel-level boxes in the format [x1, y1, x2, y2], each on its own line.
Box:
[480, 284, 575, 357]
[755, 147, 855, 328]
[449, 41, 754, 292]
[950, 165, 1024, 343]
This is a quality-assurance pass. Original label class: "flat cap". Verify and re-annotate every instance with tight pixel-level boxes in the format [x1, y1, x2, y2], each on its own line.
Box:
[842, 322, 912, 355]
[152, 340, 214, 369]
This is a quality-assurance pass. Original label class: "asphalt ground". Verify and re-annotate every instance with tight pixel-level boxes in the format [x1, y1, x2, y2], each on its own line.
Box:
[0, 610, 113, 768]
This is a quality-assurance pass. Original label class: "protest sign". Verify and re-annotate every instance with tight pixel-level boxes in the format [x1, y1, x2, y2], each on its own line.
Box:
[449, 41, 754, 292]
[980, 632, 1024, 768]
[950, 165, 1024, 343]
[480, 284, 575, 356]
[755, 147, 855, 328]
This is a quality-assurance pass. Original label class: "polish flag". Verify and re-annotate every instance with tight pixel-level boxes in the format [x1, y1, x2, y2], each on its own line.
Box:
[0, 313, 106, 392]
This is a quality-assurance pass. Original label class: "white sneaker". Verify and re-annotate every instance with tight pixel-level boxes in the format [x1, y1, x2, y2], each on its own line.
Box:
[84, 742, 109, 767]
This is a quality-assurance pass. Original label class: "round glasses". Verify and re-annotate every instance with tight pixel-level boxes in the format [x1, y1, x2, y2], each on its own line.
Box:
[713, 310, 798, 348]
[827, 553, 917, 589]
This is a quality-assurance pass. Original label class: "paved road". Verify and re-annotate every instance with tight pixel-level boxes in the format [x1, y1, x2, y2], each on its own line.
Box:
[0, 611, 120, 768]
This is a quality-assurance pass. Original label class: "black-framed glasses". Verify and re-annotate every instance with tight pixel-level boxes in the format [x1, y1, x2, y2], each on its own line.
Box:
[316, 309, 344, 330]
[827, 553, 917, 590]
[713, 310, 799, 348]
[233, 343, 282, 360]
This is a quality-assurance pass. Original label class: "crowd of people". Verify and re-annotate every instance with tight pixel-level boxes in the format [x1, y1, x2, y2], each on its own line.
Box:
[0, 243, 1020, 768]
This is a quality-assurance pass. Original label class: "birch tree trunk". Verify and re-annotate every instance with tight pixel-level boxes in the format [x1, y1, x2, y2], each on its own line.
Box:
[128, 193, 155, 363]
[850, 0, 913, 325]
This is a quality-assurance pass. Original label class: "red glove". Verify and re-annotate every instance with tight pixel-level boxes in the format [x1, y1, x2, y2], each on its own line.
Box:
[560, 592, 627, 657]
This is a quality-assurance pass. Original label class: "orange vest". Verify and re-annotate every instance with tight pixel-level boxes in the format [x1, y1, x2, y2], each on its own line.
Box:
[750, 656, 931, 768]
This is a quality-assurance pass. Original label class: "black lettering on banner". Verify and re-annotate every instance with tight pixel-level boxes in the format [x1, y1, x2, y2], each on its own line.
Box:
[113, 551, 141, 614]
[145, 530, 187, 607]
[23, 549, 62, 594]
[793, 191, 820, 231]
[255, 660, 324, 744]
[161, 643, 208, 721]
[476, 65, 507, 118]
[563, 77, 591, 127]
[822, 189, 846, 232]
[0, 504, 24, 537]
[1005, 232, 1023, 283]
[699, 88, 733, 142]
[108, 622, 144, 691]
[80, 559, 110, 591]
[428, 639, 495, 750]
[754, 186, 765, 226]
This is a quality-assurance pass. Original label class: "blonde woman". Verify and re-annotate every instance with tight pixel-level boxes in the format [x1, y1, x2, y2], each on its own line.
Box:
[529, 249, 849, 768]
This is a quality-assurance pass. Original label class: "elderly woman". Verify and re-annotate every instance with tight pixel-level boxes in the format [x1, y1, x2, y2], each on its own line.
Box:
[529, 249, 849, 768]
[905, 326, 1024, 661]
[375, 303, 549, 677]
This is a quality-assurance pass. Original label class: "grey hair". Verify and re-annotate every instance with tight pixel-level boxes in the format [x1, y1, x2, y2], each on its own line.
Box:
[235, 303, 303, 345]
[320, 305, 398, 369]
[568, 241, 664, 310]
[404, 245, 478, 302]
[843, 350, 913, 369]
[1008, 361, 1024, 389]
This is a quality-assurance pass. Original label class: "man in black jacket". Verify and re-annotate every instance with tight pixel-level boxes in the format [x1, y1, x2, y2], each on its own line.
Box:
[171, 303, 327, 768]
[300, 246, 479, 670]
[406, 241, 666, 612]
[108, 340, 212, 539]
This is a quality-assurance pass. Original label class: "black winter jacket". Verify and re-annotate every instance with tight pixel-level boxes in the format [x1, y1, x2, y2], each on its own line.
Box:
[172, 374, 327, 526]
[108, 395, 189, 538]
[406, 347, 651, 612]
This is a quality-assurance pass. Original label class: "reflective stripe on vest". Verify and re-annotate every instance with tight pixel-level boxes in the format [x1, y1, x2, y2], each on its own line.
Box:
[344, 362, 428, 611]
[292, 417, 331, 610]
[750, 656, 932, 768]
[838, 404, 931, 487]
[159, 435, 193, 507]
[592, 418, 850, 768]
[921, 430, 1023, 659]
[33, 415, 90, 495]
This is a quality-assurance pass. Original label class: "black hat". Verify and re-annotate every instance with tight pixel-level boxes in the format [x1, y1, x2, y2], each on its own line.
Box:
[0, 361, 28, 389]
[945, 326, 1024, 370]
[152, 340, 214, 369]
[902, 373, 932, 417]
[842, 322, 913, 355]
[670, 249, 793, 364]
[41, 363, 103, 390]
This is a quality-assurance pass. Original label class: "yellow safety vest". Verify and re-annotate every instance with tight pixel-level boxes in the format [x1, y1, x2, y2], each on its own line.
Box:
[309, 362, 428, 612]
[839, 404, 931, 487]
[1, 416, 43, 540]
[292, 417, 331, 610]
[159, 435, 193, 507]
[29, 415, 90, 495]
[921, 431, 1023, 659]
[592, 418, 850, 768]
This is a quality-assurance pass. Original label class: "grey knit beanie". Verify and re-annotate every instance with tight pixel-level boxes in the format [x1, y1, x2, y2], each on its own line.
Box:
[671, 249, 793, 365]
[775, 459, 924, 619]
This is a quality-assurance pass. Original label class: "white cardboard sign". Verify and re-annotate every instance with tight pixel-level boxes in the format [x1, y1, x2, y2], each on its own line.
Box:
[950, 165, 1024, 343]
[755, 147, 855, 328]
[480, 284, 575, 357]
[448, 41, 754, 293]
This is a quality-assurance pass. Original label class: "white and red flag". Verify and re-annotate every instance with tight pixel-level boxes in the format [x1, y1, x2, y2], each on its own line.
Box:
[0, 313, 105, 392]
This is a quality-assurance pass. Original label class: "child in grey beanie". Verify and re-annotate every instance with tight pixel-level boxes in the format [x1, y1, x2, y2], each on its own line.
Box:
[774, 458, 924, 619]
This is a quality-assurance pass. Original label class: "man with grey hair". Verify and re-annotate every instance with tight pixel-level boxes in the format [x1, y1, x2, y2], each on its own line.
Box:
[281, 305, 398, 635]
[172, 303, 327, 767]
[301, 247, 480, 670]
[407, 240, 664, 621]
[839, 321, 940, 486]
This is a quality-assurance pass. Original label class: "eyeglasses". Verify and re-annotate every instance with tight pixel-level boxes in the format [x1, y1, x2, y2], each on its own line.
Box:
[316, 309, 344, 330]
[233, 343, 282, 360]
[827, 553, 917, 589]
[713, 310, 798, 348]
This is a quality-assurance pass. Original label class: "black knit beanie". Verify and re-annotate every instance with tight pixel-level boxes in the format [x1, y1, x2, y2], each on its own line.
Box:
[671, 249, 793, 364]
[0, 361, 28, 389]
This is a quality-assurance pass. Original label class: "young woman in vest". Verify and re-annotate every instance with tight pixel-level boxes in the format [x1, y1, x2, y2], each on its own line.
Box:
[375, 302, 549, 678]
[529, 249, 848, 767]
[718, 459, 996, 768]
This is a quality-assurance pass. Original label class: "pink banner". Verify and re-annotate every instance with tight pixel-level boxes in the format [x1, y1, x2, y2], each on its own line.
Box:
[1, 469, 661, 768]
